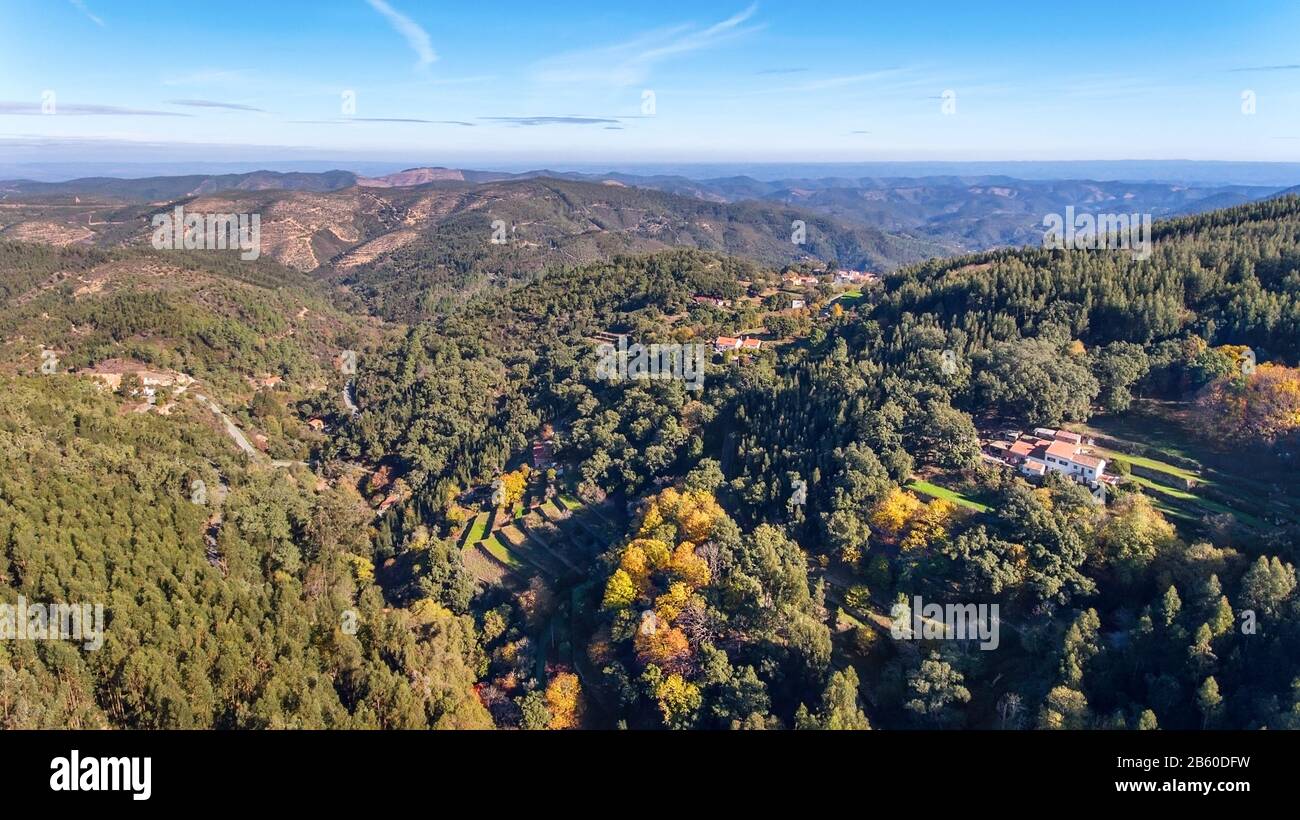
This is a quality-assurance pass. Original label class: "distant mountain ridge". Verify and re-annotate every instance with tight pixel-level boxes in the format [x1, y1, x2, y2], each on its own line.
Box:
[0, 170, 359, 203]
[0, 172, 952, 321]
[358, 168, 466, 187]
[523, 170, 1284, 251]
[4, 165, 1282, 254]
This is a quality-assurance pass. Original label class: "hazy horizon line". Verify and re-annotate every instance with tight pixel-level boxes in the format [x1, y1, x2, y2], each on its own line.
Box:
[6, 156, 1300, 187]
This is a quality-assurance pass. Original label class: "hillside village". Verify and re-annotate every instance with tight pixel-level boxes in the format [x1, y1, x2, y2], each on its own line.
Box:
[79, 358, 194, 413]
[584, 264, 880, 365]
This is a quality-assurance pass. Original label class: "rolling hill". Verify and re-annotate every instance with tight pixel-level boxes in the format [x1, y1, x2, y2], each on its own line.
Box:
[0, 174, 952, 321]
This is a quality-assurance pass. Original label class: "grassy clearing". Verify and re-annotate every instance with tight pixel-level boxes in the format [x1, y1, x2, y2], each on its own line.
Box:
[499, 525, 565, 577]
[1145, 497, 1197, 523]
[465, 512, 489, 544]
[498, 525, 527, 546]
[833, 289, 866, 309]
[461, 544, 510, 585]
[836, 608, 867, 630]
[1126, 474, 1266, 528]
[1083, 409, 1293, 530]
[1076, 411, 1205, 464]
[480, 534, 527, 572]
[539, 501, 567, 523]
[1102, 450, 1203, 483]
[906, 479, 991, 513]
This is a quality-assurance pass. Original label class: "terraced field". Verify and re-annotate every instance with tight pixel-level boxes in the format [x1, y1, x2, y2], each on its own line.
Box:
[479, 533, 526, 572]
[498, 524, 569, 577]
[1079, 411, 1299, 533]
[517, 518, 584, 573]
[461, 543, 512, 585]
[457, 492, 622, 587]
[463, 512, 490, 546]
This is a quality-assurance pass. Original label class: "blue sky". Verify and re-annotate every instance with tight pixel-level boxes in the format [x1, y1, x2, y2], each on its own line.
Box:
[3, 0, 1300, 165]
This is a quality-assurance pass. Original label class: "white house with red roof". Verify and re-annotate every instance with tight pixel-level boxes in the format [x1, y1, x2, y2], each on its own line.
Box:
[714, 336, 763, 354]
[782, 273, 820, 287]
[983, 428, 1110, 503]
[1021, 438, 1106, 483]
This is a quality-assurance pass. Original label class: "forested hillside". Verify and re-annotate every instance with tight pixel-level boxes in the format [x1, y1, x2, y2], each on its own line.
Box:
[333, 178, 945, 321]
[0, 240, 387, 461]
[0, 377, 489, 728]
[0, 175, 948, 324]
[2, 193, 1299, 730]
[333, 195, 1300, 729]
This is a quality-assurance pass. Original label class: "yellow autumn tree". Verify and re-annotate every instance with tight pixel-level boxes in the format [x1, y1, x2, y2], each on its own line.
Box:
[1200, 362, 1300, 445]
[344, 552, 374, 584]
[636, 624, 692, 668]
[1096, 493, 1179, 575]
[654, 581, 693, 623]
[409, 597, 451, 626]
[655, 673, 702, 728]
[900, 498, 957, 552]
[637, 487, 724, 545]
[1033, 486, 1056, 511]
[870, 487, 925, 538]
[602, 569, 637, 610]
[678, 491, 724, 543]
[638, 538, 673, 571]
[637, 500, 666, 536]
[618, 542, 652, 590]
[499, 467, 530, 508]
[669, 542, 711, 589]
[545, 671, 583, 729]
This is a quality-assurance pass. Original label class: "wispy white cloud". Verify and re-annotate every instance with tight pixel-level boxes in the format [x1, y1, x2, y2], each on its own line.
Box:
[161, 69, 255, 87]
[782, 69, 907, 93]
[0, 102, 189, 117]
[364, 0, 437, 71]
[69, 0, 104, 27]
[1229, 64, 1300, 73]
[1061, 75, 1173, 100]
[744, 67, 946, 100]
[416, 74, 494, 87]
[480, 116, 622, 127]
[287, 117, 474, 125]
[534, 3, 761, 87]
[166, 99, 266, 112]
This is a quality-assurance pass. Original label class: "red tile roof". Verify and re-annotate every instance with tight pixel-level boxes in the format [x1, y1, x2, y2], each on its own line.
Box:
[1045, 440, 1079, 460]
[1009, 440, 1037, 458]
[1072, 453, 1104, 469]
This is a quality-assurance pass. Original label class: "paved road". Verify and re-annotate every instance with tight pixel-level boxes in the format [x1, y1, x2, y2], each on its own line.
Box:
[196, 394, 257, 456]
[197, 394, 312, 471]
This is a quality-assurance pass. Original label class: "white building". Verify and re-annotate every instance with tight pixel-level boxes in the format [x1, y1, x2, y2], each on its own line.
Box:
[1021, 439, 1106, 484]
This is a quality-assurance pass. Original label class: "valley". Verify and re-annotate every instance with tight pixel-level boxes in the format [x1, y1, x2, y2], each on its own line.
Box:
[2, 162, 1299, 732]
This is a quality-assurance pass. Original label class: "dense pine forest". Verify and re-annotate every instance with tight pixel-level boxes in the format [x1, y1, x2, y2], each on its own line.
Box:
[2, 196, 1299, 729]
